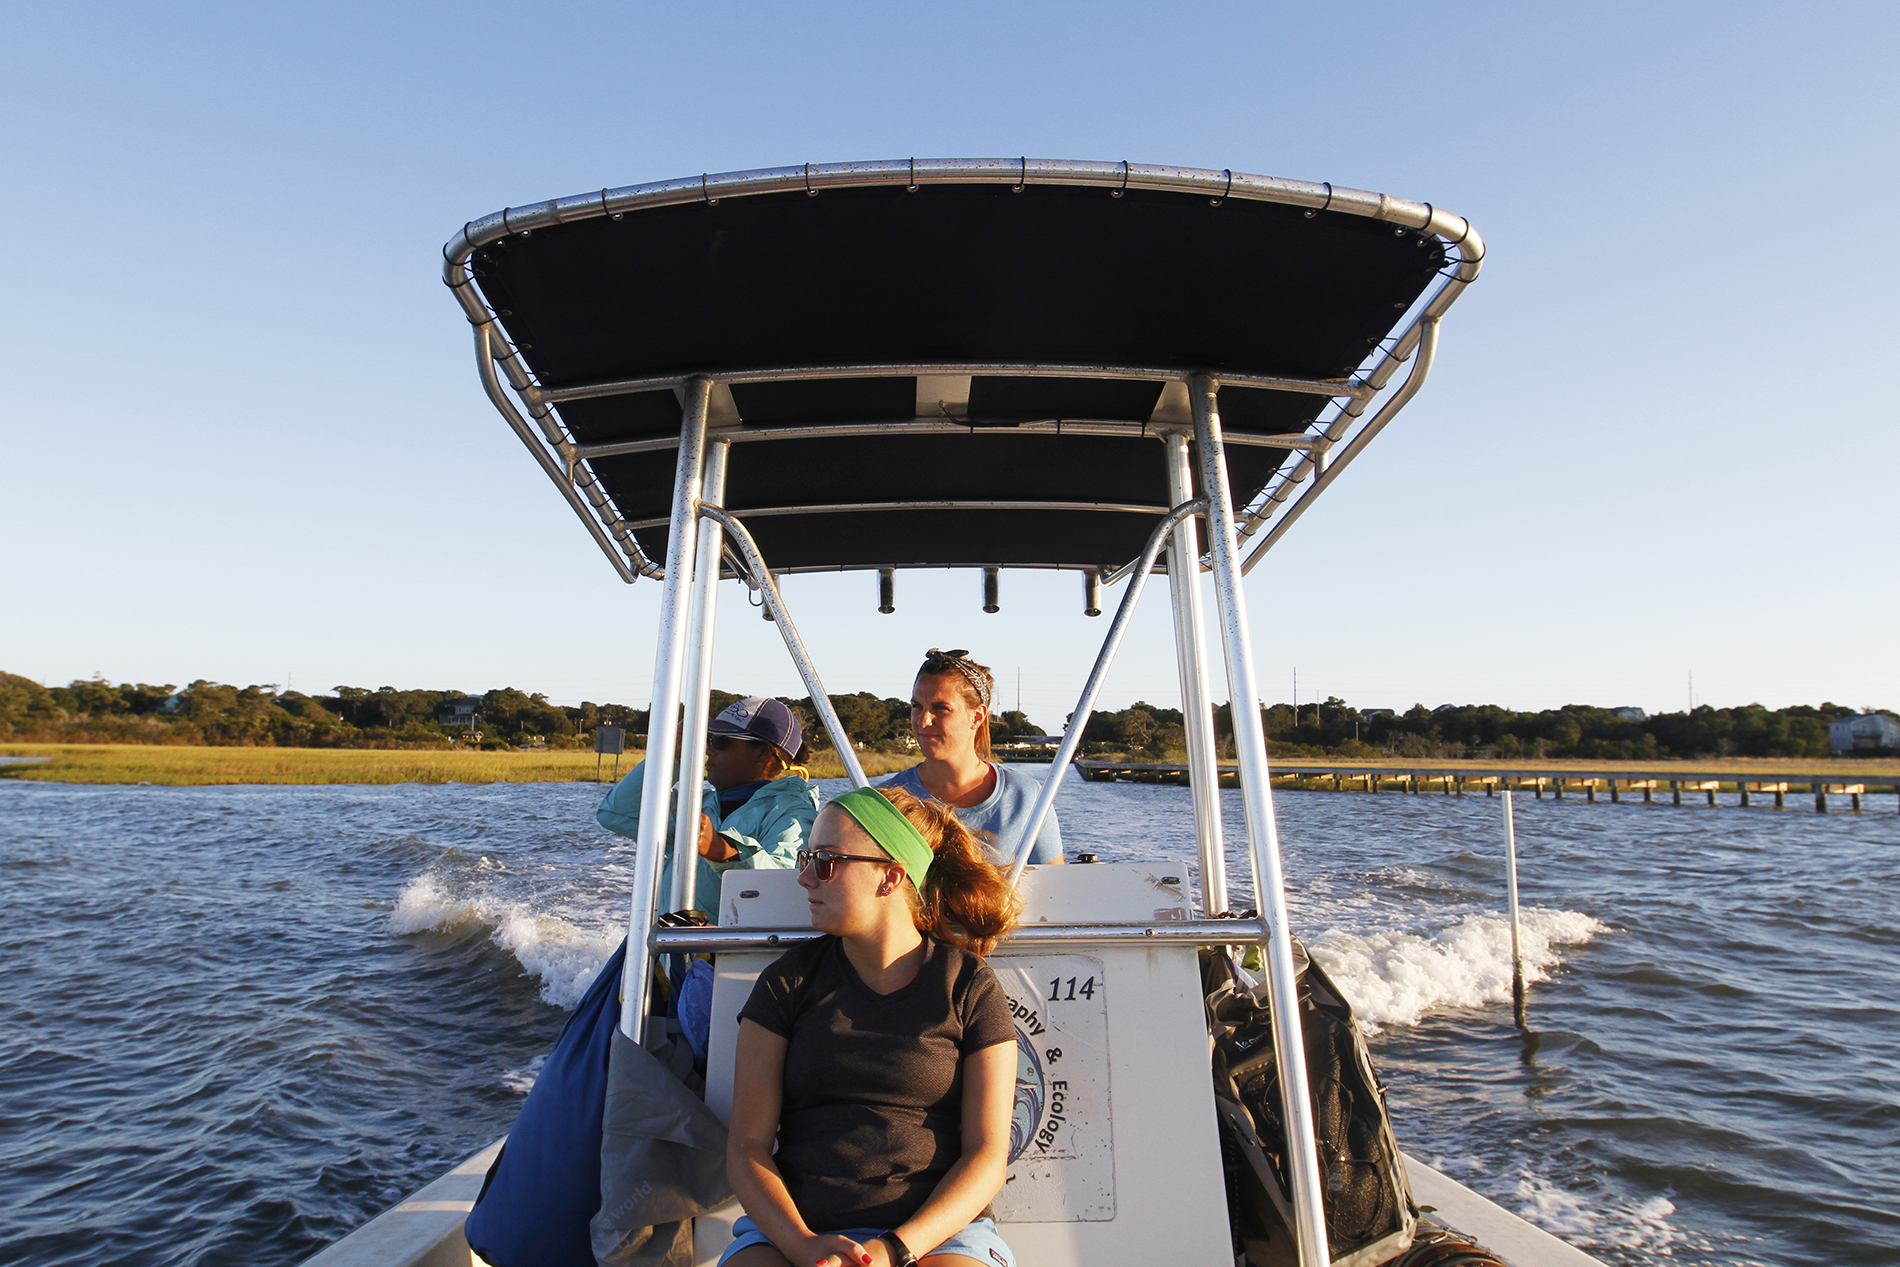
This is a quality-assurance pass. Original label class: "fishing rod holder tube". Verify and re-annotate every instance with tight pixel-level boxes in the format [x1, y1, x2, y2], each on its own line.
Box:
[1005, 497, 1208, 887]
[1192, 373, 1332, 1267]
[878, 568, 895, 614]
[982, 567, 1000, 613]
[620, 378, 712, 1043]
[1082, 569, 1102, 617]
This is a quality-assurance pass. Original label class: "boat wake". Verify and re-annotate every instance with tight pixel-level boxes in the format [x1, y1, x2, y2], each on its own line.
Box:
[388, 869, 620, 1009]
[1309, 907, 1606, 1031]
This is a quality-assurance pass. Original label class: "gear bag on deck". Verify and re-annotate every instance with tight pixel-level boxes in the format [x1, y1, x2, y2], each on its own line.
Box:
[1202, 945, 1417, 1267]
[463, 939, 627, 1267]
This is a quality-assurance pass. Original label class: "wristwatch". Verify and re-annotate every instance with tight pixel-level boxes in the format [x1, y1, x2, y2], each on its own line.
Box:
[878, 1231, 918, 1267]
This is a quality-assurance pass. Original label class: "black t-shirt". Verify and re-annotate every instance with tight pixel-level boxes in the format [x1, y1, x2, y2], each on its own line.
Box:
[739, 935, 1016, 1232]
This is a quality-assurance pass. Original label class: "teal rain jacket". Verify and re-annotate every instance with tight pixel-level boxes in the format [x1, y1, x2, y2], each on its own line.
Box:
[595, 759, 821, 908]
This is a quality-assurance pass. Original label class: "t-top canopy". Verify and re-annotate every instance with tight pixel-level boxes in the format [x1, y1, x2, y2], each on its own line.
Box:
[443, 159, 1482, 582]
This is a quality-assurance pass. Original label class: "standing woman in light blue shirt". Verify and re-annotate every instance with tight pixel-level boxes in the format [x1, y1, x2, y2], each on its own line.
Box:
[881, 649, 1063, 867]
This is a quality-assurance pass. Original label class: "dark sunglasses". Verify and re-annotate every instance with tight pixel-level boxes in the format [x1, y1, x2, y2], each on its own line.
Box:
[795, 847, 891, 882]
[923, 647, 973, 668]
[706, 733, 763, 752]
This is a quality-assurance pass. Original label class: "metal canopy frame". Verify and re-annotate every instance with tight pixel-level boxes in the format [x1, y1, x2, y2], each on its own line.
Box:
[445, 157, 1482, 586]
[444, 159, 1485, 1267]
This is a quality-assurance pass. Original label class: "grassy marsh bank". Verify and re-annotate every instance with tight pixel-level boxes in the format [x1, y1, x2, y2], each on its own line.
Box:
[0, 743, 919, 786]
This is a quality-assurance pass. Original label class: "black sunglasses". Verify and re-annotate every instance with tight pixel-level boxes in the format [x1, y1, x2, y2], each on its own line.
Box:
[795, 847, 892, 882]
[707, 733, 764, 752]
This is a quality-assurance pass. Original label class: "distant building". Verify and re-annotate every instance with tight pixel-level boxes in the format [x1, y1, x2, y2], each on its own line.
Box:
[1361, 708, 1395, 720]
[438, 696, 483, 727]
[1610, 706, 1647, 722]
[1828, 713, 1900, 755]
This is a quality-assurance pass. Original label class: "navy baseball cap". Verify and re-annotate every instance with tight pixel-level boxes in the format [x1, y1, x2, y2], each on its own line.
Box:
[708, 697, 802, 755]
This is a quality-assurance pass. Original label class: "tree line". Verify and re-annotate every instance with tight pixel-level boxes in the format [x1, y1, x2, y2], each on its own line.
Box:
[1080, 697, 1888, 761]
[2, 670, 1883, 760]
[0, 673, 1041, 754]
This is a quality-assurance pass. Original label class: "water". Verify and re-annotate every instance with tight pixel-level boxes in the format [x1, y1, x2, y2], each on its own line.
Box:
[1, 776, 1894, 1266]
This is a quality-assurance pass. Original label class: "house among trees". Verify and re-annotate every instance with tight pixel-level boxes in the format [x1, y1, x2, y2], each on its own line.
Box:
[1828, 713, 1900, 754]
[1610, 706, 1648, 721]
[437, 696, 483, 729]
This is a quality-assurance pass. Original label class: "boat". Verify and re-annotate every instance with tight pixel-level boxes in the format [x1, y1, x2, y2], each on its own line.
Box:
[308, 158, 1604, 1267]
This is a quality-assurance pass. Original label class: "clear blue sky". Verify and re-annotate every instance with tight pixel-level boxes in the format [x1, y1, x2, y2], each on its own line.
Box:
[3, 2, 1894, 730]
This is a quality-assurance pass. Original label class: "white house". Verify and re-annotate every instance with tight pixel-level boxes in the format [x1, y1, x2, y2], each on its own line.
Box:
[1828, 713, 1900, 754]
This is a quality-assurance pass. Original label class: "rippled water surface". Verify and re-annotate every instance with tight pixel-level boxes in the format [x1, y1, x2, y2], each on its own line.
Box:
[1, 775, 1895, 1266]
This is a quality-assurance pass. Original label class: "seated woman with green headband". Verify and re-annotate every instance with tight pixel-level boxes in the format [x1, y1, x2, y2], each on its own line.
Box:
[724, 787, 1021, 1267]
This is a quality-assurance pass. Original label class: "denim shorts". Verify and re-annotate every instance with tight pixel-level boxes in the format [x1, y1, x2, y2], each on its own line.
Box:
[718, 1214, 1015, 1267]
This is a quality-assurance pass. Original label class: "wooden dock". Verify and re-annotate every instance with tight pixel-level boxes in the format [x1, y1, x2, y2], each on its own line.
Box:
[1072, 760, 1897, 813]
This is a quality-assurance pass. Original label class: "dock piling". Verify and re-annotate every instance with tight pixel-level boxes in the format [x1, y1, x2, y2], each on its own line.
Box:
[1503, 790, 1526, 1029]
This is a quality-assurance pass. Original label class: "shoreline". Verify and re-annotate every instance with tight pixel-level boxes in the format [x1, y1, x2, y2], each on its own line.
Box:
[0, 743, 920, 787]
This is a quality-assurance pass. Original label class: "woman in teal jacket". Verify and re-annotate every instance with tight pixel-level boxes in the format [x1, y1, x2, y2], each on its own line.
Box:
[596, 696, 821, 909]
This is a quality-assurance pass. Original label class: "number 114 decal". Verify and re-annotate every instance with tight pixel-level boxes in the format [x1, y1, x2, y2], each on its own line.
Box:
[1048, 975, 1099, 1001]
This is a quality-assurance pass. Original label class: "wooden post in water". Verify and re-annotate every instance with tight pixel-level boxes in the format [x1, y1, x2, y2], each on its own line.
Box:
[1672, 780, 1681, 806]
[1503, 790, 1527, 1029]
[1814, 782, 1826, 813]
[1740, 783, 1752, 808]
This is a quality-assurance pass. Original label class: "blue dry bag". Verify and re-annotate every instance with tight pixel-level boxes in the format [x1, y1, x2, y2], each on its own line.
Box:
[464, 937, 627, 1267]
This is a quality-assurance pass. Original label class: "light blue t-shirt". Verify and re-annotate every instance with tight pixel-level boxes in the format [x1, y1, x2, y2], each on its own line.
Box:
[880, 762, 1063, 865]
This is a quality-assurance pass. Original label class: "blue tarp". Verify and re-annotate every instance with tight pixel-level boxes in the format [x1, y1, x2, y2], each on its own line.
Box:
[464, 938, 627, 1267]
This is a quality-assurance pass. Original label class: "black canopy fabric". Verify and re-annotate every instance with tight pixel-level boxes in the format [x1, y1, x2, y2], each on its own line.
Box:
[456, 172, 1458, 575]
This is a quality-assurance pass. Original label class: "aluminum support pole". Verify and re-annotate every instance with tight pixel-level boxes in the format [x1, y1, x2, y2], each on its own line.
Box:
[1163, 433, 1228, 916]
[668, 438, 730, 915]
[1005, 500, 1206, 886]
[701, 506, 870, 789]
[1191, 373, 1330, 1267]
[618, 378, 711, 1042]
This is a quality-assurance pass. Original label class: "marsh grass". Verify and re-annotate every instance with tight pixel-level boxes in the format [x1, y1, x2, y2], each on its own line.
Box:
[0, 743, 920, 786]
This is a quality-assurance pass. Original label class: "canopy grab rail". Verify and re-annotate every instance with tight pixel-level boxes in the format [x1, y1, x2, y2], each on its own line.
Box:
[475, 322, 649, 583]
[1004, 497, 1208, 887]
[699, 505, 872, 791]
[1240, 316, 1441, 571]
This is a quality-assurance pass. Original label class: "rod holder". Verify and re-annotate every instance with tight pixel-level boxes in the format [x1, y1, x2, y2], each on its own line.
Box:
[1083, 569, 1102, 617]
[982, 567, 1000, 613]
[878, 568, 895, 614]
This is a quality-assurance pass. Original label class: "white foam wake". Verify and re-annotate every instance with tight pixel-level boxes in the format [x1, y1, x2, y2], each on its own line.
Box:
[389, 871, 620, 1009]
[1309, 906, 1606, 1030]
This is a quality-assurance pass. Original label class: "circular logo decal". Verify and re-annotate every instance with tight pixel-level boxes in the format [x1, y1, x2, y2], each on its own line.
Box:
[1008, 1023, 1045, 1162]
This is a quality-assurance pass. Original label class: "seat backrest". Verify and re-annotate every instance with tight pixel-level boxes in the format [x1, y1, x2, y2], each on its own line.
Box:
[697, 863, 1230, 1267]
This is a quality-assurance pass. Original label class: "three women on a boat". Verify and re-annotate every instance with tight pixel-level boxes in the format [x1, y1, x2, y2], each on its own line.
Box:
[881, 648, 1063, 866]
[596, 695, 821, 900]
[725, 786, 1021, 1267]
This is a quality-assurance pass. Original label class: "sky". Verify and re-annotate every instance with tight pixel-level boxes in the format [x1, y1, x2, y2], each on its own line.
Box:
[3, 1, 1895, 732]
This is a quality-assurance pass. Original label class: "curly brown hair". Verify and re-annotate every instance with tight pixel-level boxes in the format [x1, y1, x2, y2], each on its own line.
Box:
[874, 786, 1020, 955]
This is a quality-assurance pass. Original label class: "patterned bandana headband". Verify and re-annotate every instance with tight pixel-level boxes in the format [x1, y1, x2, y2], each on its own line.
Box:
[922, 647, 992, 710]
[829, 788, 934, 889]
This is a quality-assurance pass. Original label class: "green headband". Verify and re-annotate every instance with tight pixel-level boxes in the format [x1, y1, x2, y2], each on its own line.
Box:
[829, 788, 934, 889]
